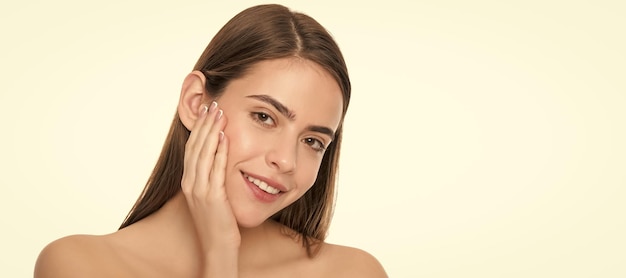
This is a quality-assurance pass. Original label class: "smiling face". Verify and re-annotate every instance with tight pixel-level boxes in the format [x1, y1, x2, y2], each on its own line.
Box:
[215, 58, 343, 227]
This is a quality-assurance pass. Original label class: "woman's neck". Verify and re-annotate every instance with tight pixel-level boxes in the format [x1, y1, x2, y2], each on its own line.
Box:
[125, 192, 301, 269]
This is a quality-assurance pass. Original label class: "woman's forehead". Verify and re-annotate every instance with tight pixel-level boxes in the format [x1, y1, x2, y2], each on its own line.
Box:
[225, 58, 344, 130]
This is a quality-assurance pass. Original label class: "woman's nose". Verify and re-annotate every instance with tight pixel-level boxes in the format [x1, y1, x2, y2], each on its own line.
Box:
[266, 138, 297, 173]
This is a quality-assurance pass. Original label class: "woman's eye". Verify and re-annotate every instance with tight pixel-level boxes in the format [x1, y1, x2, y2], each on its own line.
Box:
[251, 112, 275, 127]
[304, 138, 326, 152]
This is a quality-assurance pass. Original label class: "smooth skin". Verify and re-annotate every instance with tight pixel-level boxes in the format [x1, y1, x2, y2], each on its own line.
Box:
[34, 58, 387, 278]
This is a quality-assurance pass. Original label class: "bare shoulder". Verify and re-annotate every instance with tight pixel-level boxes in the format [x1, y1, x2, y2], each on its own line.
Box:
[34, 234, 113, 278]
[316, 243, 388, 278]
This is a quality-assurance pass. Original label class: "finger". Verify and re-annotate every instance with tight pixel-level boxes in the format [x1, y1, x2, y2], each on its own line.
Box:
[186, 101, 218, 160]
[182, 104, 208, 192]
[182, 102, 216, 193]
[194, 108, 227, 194]
[209, 131, 229, 198]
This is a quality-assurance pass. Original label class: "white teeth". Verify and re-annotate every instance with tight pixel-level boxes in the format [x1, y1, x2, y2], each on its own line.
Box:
[245, 174, 280, 194]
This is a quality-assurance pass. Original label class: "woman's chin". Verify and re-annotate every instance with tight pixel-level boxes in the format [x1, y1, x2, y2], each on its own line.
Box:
[234, 211, 268, 228]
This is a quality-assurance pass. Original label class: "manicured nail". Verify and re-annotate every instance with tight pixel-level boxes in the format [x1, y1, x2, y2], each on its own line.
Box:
[200, 105, 208, 114]
[219, 131, 224, 142]
[216, 109, 223, 120]
[208, 101, 218, 113]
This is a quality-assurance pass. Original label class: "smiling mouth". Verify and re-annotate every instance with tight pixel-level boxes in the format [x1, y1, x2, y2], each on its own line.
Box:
[242, 172, 282, 195]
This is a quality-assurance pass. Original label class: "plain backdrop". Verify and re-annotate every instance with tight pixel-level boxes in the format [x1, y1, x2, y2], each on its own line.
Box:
[1, 0, 625, 277]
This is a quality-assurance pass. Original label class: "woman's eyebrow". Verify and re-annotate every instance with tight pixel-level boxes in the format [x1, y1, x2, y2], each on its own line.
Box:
[307, 125, 335, 140]
[246, 94, 335, 139]
[246, 94, 295, 120]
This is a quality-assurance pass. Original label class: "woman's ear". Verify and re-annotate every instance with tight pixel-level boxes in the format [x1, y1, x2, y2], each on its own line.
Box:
[178, 70, 209, 130]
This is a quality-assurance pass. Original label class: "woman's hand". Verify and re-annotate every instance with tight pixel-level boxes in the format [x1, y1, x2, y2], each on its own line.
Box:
[181, 101, 239, 277]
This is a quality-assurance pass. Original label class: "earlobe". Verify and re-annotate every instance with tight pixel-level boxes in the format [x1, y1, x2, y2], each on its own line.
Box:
[178, 70, 209, 130]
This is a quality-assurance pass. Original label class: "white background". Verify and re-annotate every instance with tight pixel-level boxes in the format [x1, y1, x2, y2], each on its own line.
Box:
[1, 0, 625, 277]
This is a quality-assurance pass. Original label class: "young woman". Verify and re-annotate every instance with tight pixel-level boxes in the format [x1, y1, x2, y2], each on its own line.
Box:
[35, 4, 387, 277]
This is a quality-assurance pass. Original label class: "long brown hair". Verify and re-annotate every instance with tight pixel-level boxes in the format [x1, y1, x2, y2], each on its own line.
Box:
[119, 4, 350, 257]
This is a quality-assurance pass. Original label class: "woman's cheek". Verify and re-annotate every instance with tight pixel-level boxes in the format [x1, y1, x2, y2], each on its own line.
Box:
[300, 157, 323, 191]
[224, 118, 269, 164]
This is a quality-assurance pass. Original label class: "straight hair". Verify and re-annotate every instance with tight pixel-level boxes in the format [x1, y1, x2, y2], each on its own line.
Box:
[119, 4, 351, 257]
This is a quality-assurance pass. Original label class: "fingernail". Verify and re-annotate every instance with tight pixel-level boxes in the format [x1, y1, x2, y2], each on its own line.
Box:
[200, 105, 208, 114]
[216, 109, 223, 120]
[209, 101, 218, 113]
[219, 131, 224, 142]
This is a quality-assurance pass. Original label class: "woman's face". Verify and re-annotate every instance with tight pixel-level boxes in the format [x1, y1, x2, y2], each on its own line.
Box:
[216, 58, 343, 228]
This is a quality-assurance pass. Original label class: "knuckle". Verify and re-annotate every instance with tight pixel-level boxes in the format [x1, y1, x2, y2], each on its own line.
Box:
[184, 139, 194, 150]
[181, 184, 192, 194]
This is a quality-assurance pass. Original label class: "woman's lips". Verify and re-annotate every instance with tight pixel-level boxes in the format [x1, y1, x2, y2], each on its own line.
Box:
[241, 171, 284, 203]
[243, 173, 281, 194]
